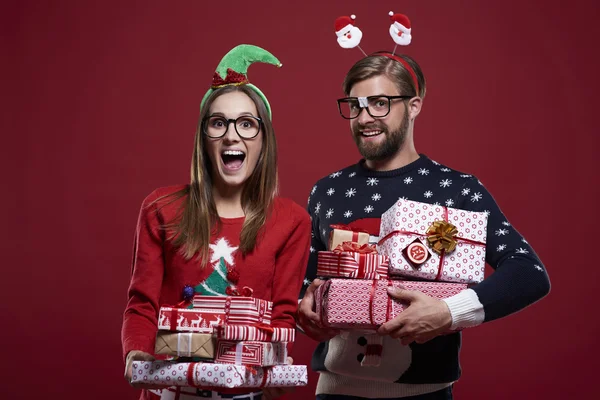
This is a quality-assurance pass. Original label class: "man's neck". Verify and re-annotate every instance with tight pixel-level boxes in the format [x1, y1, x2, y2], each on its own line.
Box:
[364, 145, 420, 171]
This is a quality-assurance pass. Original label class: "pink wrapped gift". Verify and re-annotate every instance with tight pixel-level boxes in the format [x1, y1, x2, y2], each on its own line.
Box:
[317, 242, 389, 280]
[191, 296, 272, 325]
[214, 324, 295, 342]
[315, 278, 466, 330]
[130, 361, 307, 388]
[378, 199, 488, 284]
[158, 307, 226, 333]
[214, 340, 287, 366]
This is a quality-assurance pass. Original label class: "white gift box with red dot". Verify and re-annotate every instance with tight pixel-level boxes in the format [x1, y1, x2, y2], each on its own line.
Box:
[378, 199, 488, 284]
[130, 361, 307, 388]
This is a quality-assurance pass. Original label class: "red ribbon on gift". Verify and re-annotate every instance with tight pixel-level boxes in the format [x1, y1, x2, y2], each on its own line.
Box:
[260, 366, 274, 388]
[186, 362, 197, 386]
[249, 322, 275, 341]
[368, 280, 394, 327]
[330, 224, 369, 243]
[377, 206, 485, 281]
[330, 224, 369, 233]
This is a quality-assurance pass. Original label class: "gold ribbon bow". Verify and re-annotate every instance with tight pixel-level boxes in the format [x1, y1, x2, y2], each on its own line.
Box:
[426, 220, 458, 254]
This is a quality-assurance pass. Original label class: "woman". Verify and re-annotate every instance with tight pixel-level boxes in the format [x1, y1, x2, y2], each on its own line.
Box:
[121, 44, 311, 400]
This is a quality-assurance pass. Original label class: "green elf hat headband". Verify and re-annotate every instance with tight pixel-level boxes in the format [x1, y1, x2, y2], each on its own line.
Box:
[200, 44, 282, 119]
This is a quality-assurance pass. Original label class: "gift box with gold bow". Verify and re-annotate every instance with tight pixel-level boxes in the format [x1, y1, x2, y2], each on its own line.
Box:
[317, 242, 389, 280]
[378, 199, 488, 284]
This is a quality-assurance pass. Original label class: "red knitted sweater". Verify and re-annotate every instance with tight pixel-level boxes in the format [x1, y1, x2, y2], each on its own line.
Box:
[121, 185, 311, 399]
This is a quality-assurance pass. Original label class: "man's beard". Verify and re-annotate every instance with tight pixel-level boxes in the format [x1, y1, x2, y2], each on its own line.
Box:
[352, 110, 409, 161]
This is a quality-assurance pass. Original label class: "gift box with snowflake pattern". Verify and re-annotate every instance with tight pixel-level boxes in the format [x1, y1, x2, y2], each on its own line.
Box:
[378, 198, 488, 284]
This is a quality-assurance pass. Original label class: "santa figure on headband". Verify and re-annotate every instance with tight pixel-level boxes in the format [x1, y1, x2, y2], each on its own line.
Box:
[334, 14, 363, 49]
[389, 11, 412, 46]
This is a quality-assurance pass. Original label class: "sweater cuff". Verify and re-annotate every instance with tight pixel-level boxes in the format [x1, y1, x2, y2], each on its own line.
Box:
[442, 289, 485, 329]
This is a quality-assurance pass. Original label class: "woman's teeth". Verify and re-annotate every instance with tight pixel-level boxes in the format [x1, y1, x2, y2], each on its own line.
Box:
[222, 150, 244, 156]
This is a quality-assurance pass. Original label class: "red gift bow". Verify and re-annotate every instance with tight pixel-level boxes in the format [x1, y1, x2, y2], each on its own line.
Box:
[225, 285, 254, 297]
[378, 206, 485, 281]
[333, 241, 378, 254]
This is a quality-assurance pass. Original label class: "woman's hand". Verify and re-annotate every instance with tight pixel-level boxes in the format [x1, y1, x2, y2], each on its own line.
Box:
[124, 350, 170, 390]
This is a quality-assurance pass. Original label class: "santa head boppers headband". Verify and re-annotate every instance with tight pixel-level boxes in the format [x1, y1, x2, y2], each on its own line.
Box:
[200, 44, 282, 119]
[334, 12, 419, 95]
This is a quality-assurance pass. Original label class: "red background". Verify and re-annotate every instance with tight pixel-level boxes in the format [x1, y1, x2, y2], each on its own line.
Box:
[2, 1, 598, 399]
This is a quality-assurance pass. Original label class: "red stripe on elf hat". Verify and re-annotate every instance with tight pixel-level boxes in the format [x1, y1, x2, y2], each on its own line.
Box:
[371, 51, 420, 96]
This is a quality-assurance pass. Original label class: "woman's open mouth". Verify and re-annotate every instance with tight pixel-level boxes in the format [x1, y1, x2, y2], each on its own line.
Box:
[221, 150, 246, 172]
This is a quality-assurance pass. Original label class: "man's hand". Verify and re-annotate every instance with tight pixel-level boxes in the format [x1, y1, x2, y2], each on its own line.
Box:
[262, 357, 295, 400]
[124, 350, 170, 390]
[297, 279, 340, 342]
[377, 286, 453, 345]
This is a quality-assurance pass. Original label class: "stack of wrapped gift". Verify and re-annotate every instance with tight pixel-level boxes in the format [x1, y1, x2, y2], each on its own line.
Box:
[131, 295, 307, 389]
[315, 199, 488, 333]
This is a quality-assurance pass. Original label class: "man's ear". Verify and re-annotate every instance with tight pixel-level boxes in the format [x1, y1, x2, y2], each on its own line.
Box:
[407, 97, 422, 120]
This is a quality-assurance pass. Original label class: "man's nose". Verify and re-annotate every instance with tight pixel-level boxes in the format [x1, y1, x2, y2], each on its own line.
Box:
[357, 107, 375, 124]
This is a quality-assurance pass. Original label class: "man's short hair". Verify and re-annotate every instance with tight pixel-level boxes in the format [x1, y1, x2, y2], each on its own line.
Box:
[342, 53, 426, 99]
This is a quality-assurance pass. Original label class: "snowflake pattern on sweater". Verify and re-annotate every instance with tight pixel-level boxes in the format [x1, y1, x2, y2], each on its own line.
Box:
[303, 154, 550, 323]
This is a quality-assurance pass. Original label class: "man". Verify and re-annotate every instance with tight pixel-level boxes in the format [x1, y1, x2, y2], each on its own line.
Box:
[297, 52, 550, 400]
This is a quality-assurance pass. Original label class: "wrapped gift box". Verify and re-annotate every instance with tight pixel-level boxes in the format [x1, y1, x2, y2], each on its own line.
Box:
[214, 324, 295, 342]
[315, 278, 466, 330]
[130, 361, 307, 388]
[317, 243, 389, 280]
[158, 307, 228, 333]
[155, 332, 215, 358]
[192, 296, 272, 325]
[378, 199, 488, 284]
[328, 224, 370, 250]
[214, 340, 287, 366]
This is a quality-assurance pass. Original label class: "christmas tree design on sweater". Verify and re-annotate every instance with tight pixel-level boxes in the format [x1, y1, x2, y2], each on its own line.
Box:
[195, 237, 238, 296]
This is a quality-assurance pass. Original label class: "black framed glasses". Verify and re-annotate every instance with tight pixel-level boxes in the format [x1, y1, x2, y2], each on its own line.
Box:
[202, 115, 262, 139]
[337, 95, 413, 119]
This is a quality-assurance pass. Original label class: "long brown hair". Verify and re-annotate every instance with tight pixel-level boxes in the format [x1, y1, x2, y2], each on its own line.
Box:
[342, 53, 427, 99]
[160, 85, 278, 264]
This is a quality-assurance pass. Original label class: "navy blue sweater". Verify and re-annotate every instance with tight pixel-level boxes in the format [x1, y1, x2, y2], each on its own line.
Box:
[302, 154, 550, 386]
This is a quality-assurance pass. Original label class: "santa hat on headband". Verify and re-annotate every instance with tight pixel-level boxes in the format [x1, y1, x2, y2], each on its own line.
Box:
[335, 15, 356, 36]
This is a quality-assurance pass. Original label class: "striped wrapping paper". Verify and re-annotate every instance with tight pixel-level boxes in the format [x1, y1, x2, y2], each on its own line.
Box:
[317, 250, 389, 280]
[214, 324, 295, 342]
[130, 361, 308, 388]
[191, 296, 272, 325]
[214, 340, 287, 366]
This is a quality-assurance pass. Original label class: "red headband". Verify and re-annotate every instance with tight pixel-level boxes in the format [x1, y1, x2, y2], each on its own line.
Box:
[372, 51, 419, 96]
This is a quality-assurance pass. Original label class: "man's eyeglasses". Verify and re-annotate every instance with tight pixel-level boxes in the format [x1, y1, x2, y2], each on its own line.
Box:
[202, 115, 262, 139]
[337, 95, 413, 119]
